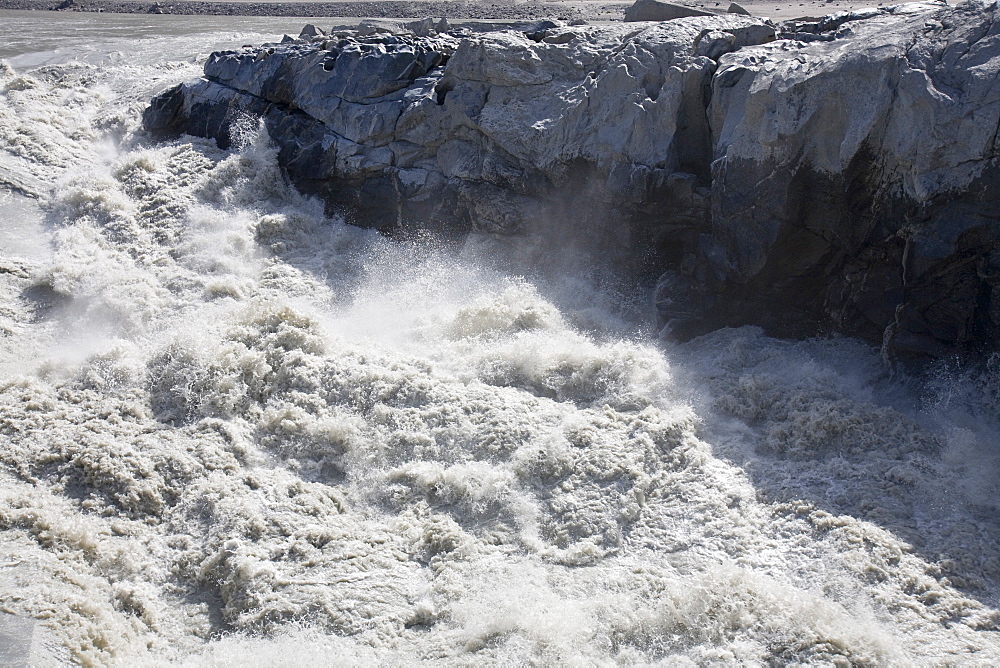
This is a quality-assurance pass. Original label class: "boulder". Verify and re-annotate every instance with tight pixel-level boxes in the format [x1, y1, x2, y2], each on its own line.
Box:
[299, 24, 325, 40]
[694, 29, 736, 58]
[406, 18, 437, 37]
[356, 19, 407, 36]
[624, 0, 718, 22]
[727, 2, 751, 14]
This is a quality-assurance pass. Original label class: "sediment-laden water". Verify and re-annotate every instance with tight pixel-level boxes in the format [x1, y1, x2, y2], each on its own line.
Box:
[0, 10, 998, 664]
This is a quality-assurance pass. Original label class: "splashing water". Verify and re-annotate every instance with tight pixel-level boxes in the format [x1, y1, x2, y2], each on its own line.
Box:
[0, 11, 997, 666]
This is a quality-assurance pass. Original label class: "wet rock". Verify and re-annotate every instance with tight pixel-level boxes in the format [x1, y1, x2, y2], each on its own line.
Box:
[141, 82, 188, 136]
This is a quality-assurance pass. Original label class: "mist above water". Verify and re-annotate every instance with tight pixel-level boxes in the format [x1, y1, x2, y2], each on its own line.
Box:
[0, 11, 997, 665]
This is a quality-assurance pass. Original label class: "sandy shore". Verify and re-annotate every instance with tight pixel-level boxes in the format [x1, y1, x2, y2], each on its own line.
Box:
[0, 0, 884, 23]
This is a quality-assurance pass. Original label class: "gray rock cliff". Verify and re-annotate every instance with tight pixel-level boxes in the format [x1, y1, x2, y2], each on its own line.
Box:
[706, 1, 1000, 355]
[144, 3, 1000, 359]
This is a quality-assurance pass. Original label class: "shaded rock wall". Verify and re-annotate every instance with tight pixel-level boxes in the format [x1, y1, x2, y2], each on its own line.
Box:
[144, 4, 1000, 358]
[706, 1, 1000, 355]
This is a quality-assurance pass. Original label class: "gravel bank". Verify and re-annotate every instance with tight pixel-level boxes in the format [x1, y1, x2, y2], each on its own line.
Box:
[0, 0, 630, 20]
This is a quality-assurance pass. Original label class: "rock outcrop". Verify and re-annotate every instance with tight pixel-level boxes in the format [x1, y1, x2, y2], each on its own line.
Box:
[705, 1, 1000, 355]
[145, 16, 776, 249]
[144, 1, 1000, 359]
[623, 0, 719, 22]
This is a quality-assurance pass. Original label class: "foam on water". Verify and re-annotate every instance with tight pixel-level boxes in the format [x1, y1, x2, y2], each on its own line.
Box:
[0, 12, 998, 665]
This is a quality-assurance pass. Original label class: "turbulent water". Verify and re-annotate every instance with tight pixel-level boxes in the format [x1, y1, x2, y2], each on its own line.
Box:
[1, 10, 999, 665]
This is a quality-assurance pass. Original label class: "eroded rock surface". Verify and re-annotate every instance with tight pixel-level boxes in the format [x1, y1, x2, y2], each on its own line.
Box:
[707, 0, 1000, 355]
[146, 16, 774, 254]
[144, 2, 1000, 358]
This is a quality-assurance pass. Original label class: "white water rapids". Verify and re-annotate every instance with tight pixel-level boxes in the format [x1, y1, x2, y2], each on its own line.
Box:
[0, 10, 998, 665]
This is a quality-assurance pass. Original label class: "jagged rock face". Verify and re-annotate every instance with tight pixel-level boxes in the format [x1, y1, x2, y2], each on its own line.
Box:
[144, 3, 1000, 358]
[706, 1, 1000, 355]
[145, 17, 775, 253]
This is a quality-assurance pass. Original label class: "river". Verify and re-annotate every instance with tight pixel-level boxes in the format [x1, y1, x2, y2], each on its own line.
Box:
[0, 9, 998, 664]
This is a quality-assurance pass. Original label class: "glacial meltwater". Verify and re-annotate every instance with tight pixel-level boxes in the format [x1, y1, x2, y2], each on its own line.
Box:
[0, 9, 998, 665]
